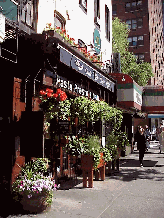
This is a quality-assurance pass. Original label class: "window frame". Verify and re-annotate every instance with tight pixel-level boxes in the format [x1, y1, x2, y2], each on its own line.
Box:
[135, 53, 145, 63]
[20, 0, 34, 28]
[94, 0, 100, 28]
[126, 18, 143, 30]
[54, 10, 66, 29]
[79, 0, 87, 13]
[112, 4, 117, 16]
[128, 35, 144, 46]
[125, 0, 143, 12]
[105, 4, 110, 42]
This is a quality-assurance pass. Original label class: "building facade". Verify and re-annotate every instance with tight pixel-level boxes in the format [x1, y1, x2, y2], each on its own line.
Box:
[112, 0, 164, 86]
[0, 0, 115, 204]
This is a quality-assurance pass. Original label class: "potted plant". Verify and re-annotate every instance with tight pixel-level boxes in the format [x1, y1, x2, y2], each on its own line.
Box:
[12, 158, 57, 213]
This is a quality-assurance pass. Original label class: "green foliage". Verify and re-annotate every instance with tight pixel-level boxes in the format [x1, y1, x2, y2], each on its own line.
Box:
[21, 158, 48, 178]
[106, 132, 119, 159]
[112, 17, 153, 86]
[100, 147, 112, 162]
[83, 135, 101, 169]
[116, 131, 130, 151]
[64, 135, 84, 156]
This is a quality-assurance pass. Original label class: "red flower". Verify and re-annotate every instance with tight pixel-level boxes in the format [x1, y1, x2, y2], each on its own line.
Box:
[67, 34, 69, 38]
[46, 88, 53, 93]
[40, 90, 46, 96]
[56, 27, 60, 29]
[56, 89, 62, 94]
[47, 93, 53, 98]
[53, 93, 58, 98]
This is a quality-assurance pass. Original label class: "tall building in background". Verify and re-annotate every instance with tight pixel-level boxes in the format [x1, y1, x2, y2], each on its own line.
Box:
[112, 0, 164, 86]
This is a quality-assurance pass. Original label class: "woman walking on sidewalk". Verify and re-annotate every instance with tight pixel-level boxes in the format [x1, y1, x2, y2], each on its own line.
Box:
[135, 126, 146, 167]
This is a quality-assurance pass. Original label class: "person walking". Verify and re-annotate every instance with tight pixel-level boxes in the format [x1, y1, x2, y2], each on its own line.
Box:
[135, 126, 146, 167]
[144, 125, 150, 152]
[157, 122, 163, 153]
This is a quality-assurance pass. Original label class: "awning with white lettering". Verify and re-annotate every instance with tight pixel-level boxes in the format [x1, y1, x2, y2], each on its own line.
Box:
[59, 44, 115, 92]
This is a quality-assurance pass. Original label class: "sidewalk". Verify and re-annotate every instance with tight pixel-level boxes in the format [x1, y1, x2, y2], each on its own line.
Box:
[7, 147, 164, 218]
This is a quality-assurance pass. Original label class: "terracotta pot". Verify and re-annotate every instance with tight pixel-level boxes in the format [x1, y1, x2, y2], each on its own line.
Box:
[74, 117, 78, 126]
[81, 154, 93, 170]
[20, 192, 52, 213]
[97, 152, 104, 169]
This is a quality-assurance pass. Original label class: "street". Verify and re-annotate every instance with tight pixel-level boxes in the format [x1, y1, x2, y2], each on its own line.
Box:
[7, 142, 164, 218]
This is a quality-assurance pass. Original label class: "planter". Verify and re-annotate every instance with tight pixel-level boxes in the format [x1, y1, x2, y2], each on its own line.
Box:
[81, 154, 94, 188]
[95, 152, 105, 181]
[20, 192, 52, 213]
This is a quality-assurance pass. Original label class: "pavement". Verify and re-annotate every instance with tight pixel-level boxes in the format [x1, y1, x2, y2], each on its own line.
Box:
[5, 142, 164, 218]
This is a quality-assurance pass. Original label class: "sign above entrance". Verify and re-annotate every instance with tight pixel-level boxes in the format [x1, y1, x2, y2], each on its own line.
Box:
[59, 45, 115, 92]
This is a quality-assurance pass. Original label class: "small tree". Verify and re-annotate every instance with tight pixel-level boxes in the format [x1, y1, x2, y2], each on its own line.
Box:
[112, 17, 153, 86]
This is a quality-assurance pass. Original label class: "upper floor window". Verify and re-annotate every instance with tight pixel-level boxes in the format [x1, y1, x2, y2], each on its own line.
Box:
[125, 0, 142, 12]
[21, 0, 33, 27]
[94, 0, 100, 28]
[112, 4, 117, 16]
[126, 18, 143, 29]
[135, 53, 145, 63]
[105, 5, 110, 41]
[79, 0, 87, 13]
[128, 35, 144, 46]
[54, 10, 66, 29]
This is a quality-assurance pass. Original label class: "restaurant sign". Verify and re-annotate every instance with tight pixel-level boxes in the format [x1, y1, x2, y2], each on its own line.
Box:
[59, 44, 115, 92]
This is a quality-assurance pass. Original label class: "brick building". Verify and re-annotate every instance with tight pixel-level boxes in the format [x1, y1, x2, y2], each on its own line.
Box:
[112, 0, 164, 86]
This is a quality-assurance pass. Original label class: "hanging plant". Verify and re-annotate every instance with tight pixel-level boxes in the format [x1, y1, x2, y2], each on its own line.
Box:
[39, 88, 67, 121]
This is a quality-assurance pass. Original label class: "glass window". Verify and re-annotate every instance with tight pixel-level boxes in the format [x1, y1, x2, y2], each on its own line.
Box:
[137, 0, 142, 5]
[126, 3, 131, 8]
[133, 37, 137, 46]
[138, 35, 144, 45]
[126, 20, 131, 29]
[112, 4, 117, 15]
[105, 4, 110, 41]
[132, 2, 137, 7]
[138, 36, 143, 40]
[138, 18, 143, 28]
[54, 11, 66, 29]
[132, 19, 137, 29]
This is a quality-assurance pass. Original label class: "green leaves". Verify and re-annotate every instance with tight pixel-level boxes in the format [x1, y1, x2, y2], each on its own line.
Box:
[112, 17, 153, 86]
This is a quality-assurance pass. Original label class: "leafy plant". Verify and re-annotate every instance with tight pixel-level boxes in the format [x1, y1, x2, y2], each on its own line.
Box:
[106, 132, 119, 159]
[64, 135, 84, 156]
[81, 135, 101, 169]
[116, 131, 130, 151]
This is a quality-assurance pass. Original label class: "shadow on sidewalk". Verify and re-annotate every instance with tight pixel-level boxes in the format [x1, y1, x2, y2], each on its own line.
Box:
[107, 157, 164, 182]
[120, 158, 158, 168]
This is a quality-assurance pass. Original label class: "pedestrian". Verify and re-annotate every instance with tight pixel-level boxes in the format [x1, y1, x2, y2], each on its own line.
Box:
[157, 122, 163, 153]
[144, 125, 150, 152]
[135, 126, 146, 167]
